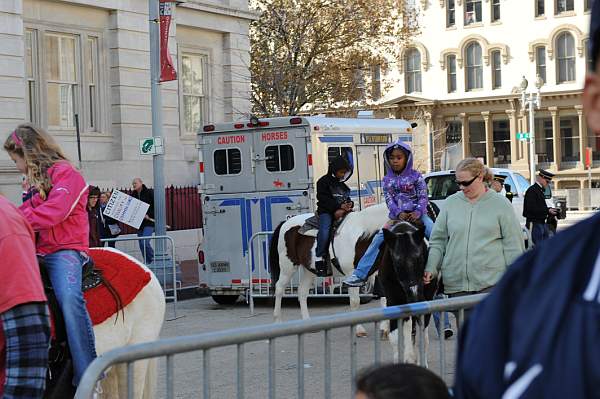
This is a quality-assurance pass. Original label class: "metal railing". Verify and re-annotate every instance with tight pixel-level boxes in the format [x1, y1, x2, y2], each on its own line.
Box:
[245, 231, 373, 315]
[75, 294, 485, 399]
[100, 234, 180, 319]
[554, 188, 600, 210]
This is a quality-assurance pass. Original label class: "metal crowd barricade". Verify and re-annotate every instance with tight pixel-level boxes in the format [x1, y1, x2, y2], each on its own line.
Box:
[245, 231, 373, 315]
[100, 234, 180, 319]
[75, 294, 486, 399]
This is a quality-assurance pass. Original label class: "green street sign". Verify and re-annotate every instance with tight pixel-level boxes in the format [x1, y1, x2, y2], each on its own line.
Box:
[139, 137, 164, 155]
[517, 132, 530, 141]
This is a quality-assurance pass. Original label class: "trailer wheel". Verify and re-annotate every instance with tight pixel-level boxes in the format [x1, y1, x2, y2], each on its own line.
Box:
[212, 295, 240, 305]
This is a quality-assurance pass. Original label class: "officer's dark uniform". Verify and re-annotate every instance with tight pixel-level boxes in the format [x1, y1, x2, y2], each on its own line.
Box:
[523, 169, 554, 245]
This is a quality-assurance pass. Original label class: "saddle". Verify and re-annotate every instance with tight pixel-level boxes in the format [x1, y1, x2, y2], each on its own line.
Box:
[37, 256, 103, 399]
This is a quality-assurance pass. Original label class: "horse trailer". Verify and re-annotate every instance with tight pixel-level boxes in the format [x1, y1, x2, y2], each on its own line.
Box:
[197, 116, 413, 304]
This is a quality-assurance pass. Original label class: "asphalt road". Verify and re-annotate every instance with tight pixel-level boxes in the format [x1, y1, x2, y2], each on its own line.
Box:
[154, 296, 458, 399]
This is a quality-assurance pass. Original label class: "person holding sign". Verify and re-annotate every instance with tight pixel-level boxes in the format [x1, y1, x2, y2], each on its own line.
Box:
[132, 177, 155, 264]
[4, 124, 97, 387]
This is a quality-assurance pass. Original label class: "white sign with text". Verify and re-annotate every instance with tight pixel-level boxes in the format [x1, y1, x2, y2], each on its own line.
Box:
[103, 190, 149, 229]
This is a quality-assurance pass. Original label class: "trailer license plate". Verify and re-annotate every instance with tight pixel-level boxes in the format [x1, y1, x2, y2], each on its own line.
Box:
[211, 261, 230, 273]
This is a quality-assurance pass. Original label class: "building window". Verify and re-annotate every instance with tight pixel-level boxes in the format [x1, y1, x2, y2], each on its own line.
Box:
[466, 43, 483, 90]
[585, 41, 594, 71]
[585, 0, 594, 11]
[181, 52, 207, 135]
[491, 50, 502, 89]
[465, 0, 482, 25]
[45, 33, 78, 129]
[559, 116, 580, 164]
[469, 121, 486, 164]
[371, 65, 381, 100]
[588, 128, 600, 163]
[214, 148, 242, 175]
[535, 118, 554, 163]
[536, 46, 547, 83]
[265, 145, 294, 172]
[492, 120, 510, 166]
[536, 0, 545, 16]
[556, 0, 574, 13]
[556, 32, 576, 83]
[491, 0, 501, 22]
[25, 29, 38, 124]
[405, 49, 422, 93]
[26, 27, 102, 133]
[445, 121, 462, 143]
[447, 0, 456, 27]
[447, 55, 457, 93]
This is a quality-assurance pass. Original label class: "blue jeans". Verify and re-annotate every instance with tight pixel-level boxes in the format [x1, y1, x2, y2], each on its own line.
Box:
[433, 294, 451, 334]
[315, 213, 333, 258]
[137, 226, 154, 263]
[531, 222, 551, 245]
[43, 250, 97, 385]
[354, 213, 434, 279]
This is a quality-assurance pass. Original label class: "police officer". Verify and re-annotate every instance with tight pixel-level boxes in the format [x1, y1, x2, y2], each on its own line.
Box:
[523, 169, 557, 244]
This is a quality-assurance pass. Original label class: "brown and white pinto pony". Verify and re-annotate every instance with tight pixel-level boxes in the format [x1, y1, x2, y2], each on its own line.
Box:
[269, 203, 389, 337]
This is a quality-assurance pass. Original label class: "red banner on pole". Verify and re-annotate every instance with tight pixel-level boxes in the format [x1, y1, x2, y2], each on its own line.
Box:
[585, 146, 593, 168]
[159, 1, 177, 82]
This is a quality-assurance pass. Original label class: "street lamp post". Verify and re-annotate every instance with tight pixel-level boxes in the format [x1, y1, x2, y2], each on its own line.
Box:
[519, 75, 544, 184]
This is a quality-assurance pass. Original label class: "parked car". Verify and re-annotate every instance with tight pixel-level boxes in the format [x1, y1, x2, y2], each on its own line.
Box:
[424, 168, 566, 228]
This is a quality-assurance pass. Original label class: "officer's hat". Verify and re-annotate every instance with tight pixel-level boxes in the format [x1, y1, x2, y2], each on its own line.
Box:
[493, 175, 506, 183]
[538, 169, 554, 181]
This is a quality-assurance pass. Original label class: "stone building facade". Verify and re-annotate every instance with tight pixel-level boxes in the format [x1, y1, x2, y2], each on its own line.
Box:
[0, 0, 255, 201]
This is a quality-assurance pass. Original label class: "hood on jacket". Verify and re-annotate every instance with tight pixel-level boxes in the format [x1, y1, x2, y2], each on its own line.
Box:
[384, 139, 413, 178]
[328, 155, 353, 182]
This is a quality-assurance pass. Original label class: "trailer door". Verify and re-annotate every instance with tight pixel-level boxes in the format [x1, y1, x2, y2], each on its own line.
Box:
[253, 126, 311, 192]
[201, 132, 255, 194]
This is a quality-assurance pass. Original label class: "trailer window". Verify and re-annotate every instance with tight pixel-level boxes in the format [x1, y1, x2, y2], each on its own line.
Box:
[214, 148, 242, 175]
[328, 147, 354, 166]
[265, 145, 294, 172]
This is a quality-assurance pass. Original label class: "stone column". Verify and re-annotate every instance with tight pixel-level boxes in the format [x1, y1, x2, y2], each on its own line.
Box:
[482, 111, 493, 167]
[507, 109, 518, 166]
[549, 106, 561, 170]
[435, 115, 445, 170]
[460, 113, 469, 159]
[424, 111, 433, 172]
[576, 105, 586, 168]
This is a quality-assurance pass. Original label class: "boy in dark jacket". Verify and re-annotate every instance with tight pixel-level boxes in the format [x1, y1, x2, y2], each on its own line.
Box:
[132, 177, 155, 263]
[314, 156, 353, 276]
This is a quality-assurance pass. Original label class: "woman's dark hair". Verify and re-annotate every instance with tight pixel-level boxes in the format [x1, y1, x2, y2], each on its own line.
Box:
[355, 363, 451, 399]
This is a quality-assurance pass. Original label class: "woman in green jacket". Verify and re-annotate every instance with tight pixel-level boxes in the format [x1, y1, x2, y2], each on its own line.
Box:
[423, 158, 525, 304]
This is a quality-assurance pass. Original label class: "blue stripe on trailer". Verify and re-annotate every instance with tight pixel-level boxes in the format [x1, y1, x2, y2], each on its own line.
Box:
[349, 180, 382, 197]
[318, 136, 354, 143]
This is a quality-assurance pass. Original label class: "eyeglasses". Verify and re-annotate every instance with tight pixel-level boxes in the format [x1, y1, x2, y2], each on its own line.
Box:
[455, 174, 479, 188]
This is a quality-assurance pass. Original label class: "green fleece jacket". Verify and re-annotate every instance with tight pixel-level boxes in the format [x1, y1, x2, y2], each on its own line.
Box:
[425, 190, 525, 294]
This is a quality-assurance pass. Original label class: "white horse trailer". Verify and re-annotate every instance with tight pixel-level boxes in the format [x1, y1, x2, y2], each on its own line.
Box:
[197, 116, 413, 304]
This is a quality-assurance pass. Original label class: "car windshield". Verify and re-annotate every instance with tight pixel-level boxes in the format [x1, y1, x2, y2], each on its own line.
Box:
[514, 173, 531, 194]
[426, 174, 459, 200]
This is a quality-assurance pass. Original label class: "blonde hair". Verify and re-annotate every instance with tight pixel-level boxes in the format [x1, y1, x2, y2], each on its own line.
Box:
[4, 123, 70, 200]
[456, 158, 493, 184]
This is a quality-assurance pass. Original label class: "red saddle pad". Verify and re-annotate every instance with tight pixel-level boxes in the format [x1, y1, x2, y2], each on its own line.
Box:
[84, 248, 152, 325]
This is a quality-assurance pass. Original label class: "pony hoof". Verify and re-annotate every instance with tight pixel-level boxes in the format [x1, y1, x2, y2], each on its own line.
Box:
[356, 330, 368, 338]
[380, 330, 389, 341]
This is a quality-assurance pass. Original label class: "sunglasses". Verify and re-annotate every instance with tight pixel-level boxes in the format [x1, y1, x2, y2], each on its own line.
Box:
[455, 174, 480, 188]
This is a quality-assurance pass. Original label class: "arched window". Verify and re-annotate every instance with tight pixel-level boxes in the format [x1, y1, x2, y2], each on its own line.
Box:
[465, 42, 483, 90]
[556, 32, 576, 83]
[405, 48, 422, 93]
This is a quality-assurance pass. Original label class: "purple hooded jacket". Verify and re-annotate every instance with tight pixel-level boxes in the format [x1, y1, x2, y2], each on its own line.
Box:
[382, 140, 428, 220]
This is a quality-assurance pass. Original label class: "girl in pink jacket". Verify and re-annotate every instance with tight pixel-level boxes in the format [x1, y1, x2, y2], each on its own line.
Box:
[4, 124, 96, 387]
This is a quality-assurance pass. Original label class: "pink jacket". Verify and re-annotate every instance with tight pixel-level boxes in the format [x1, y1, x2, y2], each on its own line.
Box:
[19, 161, 90, 255]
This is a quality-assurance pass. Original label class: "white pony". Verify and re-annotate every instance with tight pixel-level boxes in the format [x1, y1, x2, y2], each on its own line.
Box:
[89, 247, 165, 399]
[269, 203, 389, 336]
